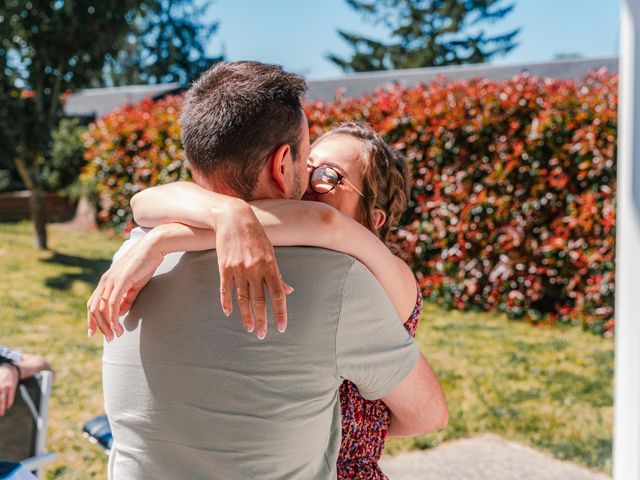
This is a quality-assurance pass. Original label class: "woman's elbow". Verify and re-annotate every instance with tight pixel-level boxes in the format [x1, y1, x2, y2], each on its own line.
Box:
[130, 192, 151, 226]
[130, 193, 140, 220]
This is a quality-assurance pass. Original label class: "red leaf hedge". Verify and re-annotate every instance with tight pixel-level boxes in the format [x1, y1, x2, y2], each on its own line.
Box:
[84, 71, 618, 333]
[83, 96, 189, 235]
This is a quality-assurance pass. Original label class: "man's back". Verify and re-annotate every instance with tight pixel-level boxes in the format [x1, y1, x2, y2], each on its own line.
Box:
[103, 246, 418, 480]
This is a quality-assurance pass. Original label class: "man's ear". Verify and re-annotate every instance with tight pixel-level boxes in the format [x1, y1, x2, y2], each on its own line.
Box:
[373, 208, 387, 230]
[269, 143, 291, 195]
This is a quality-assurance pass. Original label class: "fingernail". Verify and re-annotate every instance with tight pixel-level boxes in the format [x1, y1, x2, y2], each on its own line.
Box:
[223, 307, 231, 317]
[284, 284, 295, 295]
[257, 328, 266, 340]
[87, 328, 93, 338]
[246, 324, 254, 333]
[277, 323, 286, 333]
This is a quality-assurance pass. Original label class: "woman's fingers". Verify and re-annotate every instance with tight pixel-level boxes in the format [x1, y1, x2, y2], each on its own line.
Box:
[283, 282, 295, 295]
[119, 287, 141, 315]
[100, 282, 117, 341]
[219, 266, 233, 317]
[235, 280, 254, 334]
[87, 290, 98, 337]
[97, 301, 114, 342]
[249, 277, 267, 339]
[88, 287, 110, 341]
[91, 279, 115, 342]
[108, 280, 129, 337]
[265, 269, 288, 333]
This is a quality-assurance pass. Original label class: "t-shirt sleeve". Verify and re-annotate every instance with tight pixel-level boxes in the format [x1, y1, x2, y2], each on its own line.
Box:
[112, 227, 150, 264]
[335, 260, 420, 400]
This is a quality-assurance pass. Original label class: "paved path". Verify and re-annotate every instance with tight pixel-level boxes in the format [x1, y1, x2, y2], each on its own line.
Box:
[379, 434, 610, 480]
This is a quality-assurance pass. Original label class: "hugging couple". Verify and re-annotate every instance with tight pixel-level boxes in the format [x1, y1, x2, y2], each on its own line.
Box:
[88, 60, 448, 480]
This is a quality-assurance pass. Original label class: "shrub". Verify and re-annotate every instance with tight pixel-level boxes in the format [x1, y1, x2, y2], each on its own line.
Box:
[45, 118, 88, 193]
[82, 95, 189, 234]
[306, 71, 617, 333]
[84, 71, 618, 332]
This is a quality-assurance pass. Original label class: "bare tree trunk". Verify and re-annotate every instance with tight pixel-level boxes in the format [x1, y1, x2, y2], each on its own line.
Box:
[30, 186, 47, 249]
[15, 156, 48, 250]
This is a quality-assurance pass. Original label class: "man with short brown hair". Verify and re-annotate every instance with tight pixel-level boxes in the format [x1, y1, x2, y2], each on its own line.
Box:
[103, 61, 444, 480]
[180, 60, 309, 200]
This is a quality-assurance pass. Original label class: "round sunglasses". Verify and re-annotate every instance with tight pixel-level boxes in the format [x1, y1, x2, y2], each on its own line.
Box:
[307, 164, 365, 197]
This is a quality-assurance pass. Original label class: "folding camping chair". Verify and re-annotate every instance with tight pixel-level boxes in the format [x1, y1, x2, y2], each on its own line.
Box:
[0, 371, 56, 479]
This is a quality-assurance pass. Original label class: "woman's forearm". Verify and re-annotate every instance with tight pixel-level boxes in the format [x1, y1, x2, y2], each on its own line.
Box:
[131, 182, 247, 231]
[138, 199, 338, 255]
[146, 222, 217, 255]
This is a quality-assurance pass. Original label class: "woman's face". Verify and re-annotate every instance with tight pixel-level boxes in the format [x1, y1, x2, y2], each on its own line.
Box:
[302, 134, 365, 220]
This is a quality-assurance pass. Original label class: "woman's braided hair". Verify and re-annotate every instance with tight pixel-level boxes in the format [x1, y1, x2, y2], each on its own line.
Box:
[314, 122, 411, 242]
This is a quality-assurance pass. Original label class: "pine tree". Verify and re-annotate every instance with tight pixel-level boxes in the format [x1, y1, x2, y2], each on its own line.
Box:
[329, 0, 520, 72]
[102, 0, 223, 86]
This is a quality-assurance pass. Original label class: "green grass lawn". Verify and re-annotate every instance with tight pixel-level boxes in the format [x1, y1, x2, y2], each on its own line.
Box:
[1, 221, 613, 478]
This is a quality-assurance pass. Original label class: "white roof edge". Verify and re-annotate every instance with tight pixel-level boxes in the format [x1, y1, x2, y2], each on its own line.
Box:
[308, 56, 619, 82]
[73, 82, 182, 96]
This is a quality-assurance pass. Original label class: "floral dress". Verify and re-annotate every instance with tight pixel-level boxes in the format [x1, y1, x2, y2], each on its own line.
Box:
[337, 292, 423, 479]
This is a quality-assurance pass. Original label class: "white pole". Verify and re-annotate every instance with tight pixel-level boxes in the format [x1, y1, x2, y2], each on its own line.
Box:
[614, 1, 640, 479]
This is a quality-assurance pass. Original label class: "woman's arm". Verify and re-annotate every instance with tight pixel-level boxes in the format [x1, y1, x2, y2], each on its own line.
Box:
[132, 182, 293, 339]
[132, 183, 418, 321]
[131, 181, 240, 230]
[248, 199, 418, 321]
[88, 221, 291, 342]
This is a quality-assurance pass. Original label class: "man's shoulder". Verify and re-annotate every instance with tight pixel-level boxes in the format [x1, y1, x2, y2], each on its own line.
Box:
[273, 246, 357, 271]
[272, 247, 382, 298]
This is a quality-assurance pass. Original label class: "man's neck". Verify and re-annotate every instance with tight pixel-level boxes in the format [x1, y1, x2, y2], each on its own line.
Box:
[193, 169, 285, 202]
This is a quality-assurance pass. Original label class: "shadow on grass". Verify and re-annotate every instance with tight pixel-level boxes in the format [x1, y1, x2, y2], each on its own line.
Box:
[42, 252, 111, 290]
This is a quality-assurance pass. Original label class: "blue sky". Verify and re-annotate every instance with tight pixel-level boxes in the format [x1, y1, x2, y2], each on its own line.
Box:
[206, 0, 621, 79]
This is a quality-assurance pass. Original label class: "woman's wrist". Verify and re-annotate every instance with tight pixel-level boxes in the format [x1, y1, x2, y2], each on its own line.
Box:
[207, 196, 252, 231]
[142, 225, 177, 256]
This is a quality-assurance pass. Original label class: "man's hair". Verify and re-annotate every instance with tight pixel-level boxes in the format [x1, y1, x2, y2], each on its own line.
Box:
[180, 61, 308, 200]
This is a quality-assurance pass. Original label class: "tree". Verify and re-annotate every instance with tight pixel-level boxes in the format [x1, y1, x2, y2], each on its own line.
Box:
[45, 118, 88, 193]
[101, 0, 223, 86]
[328, 0, 520, 72]
[0, 0, 146, 249]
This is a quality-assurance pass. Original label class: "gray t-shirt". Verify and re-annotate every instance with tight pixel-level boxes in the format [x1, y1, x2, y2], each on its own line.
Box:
[103, 231, 419, 480]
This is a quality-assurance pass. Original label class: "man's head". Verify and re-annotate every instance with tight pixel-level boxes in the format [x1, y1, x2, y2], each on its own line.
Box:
[180, 61, 310, 201]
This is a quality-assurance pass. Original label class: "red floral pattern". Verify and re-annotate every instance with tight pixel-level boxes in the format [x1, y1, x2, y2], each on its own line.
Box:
[337, 292, 422, 479]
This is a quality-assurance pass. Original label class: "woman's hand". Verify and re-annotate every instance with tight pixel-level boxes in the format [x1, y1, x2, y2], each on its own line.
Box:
[213, 202, 293, 339]
[131, 184, 295, 339]
[87, 234, 165, 342]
